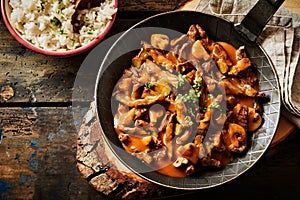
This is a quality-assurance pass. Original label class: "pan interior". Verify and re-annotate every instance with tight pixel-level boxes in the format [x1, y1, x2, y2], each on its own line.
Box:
[96, 11, 280, 189]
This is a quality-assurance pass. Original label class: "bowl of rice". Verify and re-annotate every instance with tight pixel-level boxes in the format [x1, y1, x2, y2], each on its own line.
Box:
[1, 0, 118, 57]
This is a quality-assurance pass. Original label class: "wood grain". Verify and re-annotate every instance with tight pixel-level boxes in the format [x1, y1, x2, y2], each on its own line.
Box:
[75, 101, 300, 200]
[0, 106, 299, 200]
[0, 0, 186, 104]
[0, 107, 103, 200]
[117, 0, 185, 12]
[0, 0, 299, 199]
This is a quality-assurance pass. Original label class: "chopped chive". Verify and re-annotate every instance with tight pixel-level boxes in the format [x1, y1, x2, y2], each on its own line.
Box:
[145, 82, 154, 89]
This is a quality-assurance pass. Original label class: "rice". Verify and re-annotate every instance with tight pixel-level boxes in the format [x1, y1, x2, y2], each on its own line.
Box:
[9, 0, 117, 51]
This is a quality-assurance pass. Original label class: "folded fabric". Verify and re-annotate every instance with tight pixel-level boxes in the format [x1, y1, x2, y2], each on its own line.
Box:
[183, 0, 300, 127]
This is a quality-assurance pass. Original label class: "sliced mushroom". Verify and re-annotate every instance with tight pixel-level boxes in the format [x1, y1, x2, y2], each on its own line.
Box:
[122, 126, 150, 136]
[157, 111, 172, 132]
[173, 157, 189, 168]
[204, 132, 223, 156]
[223, 123, 247, 153]
[212, 43, 233, 66]
[151, 34, 170, 50]
[194, 24, 206, 37]
[178, 42, 192, 62]
[149, 104, 165, 125]
[191, 40, 210, 60]
[233, 103, 248, 131]
[211, 132, 222, 149]
[117, 107, 135, 127]
[248, 107, 263, 132]
[153, 81, 172, 97]
[176, 143, 199, 164]
[117, 77, 133, 93]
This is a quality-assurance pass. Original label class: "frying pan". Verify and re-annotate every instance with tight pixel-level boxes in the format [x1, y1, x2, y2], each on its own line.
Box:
[95, 0, 282, 189]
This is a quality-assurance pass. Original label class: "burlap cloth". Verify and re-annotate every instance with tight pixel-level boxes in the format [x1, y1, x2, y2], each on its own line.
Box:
[182, 0, 300, 127]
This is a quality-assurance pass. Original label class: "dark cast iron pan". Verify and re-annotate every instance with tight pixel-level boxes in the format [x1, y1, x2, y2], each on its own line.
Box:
[95, 0, 283, 189]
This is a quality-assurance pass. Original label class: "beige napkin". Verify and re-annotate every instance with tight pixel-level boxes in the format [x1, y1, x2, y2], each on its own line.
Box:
[182, 0, 300, 127]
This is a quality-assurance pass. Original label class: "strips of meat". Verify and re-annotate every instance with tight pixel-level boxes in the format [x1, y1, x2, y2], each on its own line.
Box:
[112, 23, 266, 177]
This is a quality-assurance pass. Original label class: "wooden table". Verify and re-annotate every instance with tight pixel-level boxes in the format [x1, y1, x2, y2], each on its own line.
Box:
[0, 0, 300, 199]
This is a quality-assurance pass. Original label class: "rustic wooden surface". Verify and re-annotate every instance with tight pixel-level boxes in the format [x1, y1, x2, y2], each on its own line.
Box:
[1, 0, 300, 199]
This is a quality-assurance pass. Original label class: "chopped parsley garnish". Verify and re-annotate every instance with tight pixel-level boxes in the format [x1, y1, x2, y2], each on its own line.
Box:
[177, 89, 200, 104]
[192, 76, 202, 95]
[185, 116, 194, 126]
[208, 102, 220, 109]
[145, 82, 154, 89]
[176, 73, 202, 104]
[177, 74, 186, 88]
[50, 17, 62, 28]
[193, 77, 202, 88]
[219, 75, 226, 81]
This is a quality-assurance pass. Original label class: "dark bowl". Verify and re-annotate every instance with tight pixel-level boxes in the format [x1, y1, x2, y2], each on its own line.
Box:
[95, 10, 281, 189]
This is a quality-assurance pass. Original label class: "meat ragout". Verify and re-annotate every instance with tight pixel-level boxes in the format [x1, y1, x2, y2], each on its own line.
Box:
[112, 24, 265, 177]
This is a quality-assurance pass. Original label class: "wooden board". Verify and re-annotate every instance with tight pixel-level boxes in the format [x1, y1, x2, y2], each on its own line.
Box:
[0, 106, 300, 199]
[0, 0, 299, 199]
[0, 107, 101, 200]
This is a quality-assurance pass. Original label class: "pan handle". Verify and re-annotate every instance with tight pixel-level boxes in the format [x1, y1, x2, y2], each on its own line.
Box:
[234, 0, 285, 43]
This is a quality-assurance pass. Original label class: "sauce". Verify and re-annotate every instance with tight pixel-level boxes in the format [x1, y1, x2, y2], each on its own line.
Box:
[217, 41, 238, 64]
[238, 97, 255, 108]
[157, 163, 187, 177]
[113, 26, 264, 178]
